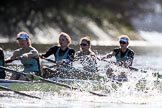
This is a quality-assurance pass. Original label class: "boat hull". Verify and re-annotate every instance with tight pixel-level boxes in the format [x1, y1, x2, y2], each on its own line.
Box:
[0, 79, 66, 91]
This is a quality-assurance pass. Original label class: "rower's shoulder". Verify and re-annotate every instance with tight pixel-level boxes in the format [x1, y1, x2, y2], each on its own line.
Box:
[47, 46, 59, 52]
[0, 48, 4, 54]
[90, 51, 96, 56]
[0, 47, 3, 51]
[127, 48, 135, 54]
[112, 47, 120, 53]
[0, 48, 4, 58]
[68, 47, 75, 52]
[50, 45, 59, 50]
[29, 46, 38, 51]
[75, 50, 81, 54]
[47, 45, 58, 50]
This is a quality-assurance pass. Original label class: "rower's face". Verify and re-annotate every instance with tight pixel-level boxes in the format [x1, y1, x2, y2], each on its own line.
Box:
[80, 40, 89, 51]
[119, 41, 128, 48]
[17, 39, 28, 48]
[59, 35, 68, 47]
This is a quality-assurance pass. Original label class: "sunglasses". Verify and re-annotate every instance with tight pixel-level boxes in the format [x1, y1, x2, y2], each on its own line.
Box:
[119, 41, 127, 44]
[18, 39, 27, 42]
[80, 43, 88, 46]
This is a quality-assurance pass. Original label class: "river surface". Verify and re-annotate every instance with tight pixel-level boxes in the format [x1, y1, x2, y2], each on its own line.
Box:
[0, 50, 162, 108]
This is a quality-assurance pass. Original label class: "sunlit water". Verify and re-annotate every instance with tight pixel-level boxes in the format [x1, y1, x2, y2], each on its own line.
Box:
[1, 51, 162, 108]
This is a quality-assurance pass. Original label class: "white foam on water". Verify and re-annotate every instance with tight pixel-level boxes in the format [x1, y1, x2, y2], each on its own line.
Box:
[1, 53, 162, 108]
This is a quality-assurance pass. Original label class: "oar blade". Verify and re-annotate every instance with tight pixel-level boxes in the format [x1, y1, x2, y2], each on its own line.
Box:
[0, 85, 41, 99]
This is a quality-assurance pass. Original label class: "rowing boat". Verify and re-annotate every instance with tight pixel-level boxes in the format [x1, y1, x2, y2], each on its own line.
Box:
[0, 79, 107, 94]
[1, 78, 161, 98]
[0, 79, 69, 92]
[2, 64, 162, 94]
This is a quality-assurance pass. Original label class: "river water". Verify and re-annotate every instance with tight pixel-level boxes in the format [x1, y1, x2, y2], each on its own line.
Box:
[0, 49, 162, 108]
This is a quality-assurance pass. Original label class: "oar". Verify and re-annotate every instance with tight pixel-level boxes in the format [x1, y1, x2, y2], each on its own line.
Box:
[1, 66, 108, 97]
[0, 85, 41, 99]
[5, 57, 38, 64]
[0, 66, 75, 89]
[40, 56, 56, 63]
[40, 56, 106, 95]
[102, 59, 162, 78]
[5, 58, 19, 64]
[42, 58, 56, 64]
[88, 91, 107, 96]
[41, 56, 101, 78]
[5, 55, 108, 96]
[43, 57, 162, 80]
[5, 56, 108, 96]
[41, 58, 108, 96]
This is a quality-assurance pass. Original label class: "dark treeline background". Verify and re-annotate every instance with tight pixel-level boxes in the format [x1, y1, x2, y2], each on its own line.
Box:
[0, 0, 159, 42]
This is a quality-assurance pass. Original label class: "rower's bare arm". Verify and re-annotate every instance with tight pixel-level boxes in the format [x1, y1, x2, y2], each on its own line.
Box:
[5, 50, 20, 63]
[123, 58, 133, 66]
[102, 51, 115, 60]
[22, 50, 39, 59]
[127, 58, 133, 65]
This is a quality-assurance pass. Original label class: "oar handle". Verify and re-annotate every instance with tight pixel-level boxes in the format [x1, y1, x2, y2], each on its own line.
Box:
[88, 91, 107, 96]
[5, 58, 19, 63]
[5, 55, 39, 64]
[40, 55, 56, 63]
[127, 66, 147, 73]
[39, 77, 75, 89]
[102, 59, 162, 80]
[102, 59, 148, 72]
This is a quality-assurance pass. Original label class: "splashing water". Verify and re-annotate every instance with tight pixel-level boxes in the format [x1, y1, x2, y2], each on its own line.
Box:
[1, 51, 162, 108]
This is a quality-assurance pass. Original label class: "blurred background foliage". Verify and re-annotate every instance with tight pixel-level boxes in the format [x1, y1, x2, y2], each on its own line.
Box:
[0, 0, 159, 43]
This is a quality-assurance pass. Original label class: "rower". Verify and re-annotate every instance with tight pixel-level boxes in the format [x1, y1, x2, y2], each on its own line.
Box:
[0, 48, 5, 79]
[75, 36, 97, 73]
[40, 32, 75, 78]
[5, 31, 41, 80]
[102, 35, 135, 80]
[74, 36, 98, 80]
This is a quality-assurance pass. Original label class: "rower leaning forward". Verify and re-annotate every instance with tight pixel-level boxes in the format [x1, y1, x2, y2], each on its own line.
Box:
[74, 36, 98, 80]
[5, 31, 41, 80]
[102, 35, 135, 81]
[40, 32, 75, 78]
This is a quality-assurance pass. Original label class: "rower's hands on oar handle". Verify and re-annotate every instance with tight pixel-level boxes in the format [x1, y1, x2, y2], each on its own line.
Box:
[101, 55, 112, 61]
[5, 58, 15, 63]
[5, 57, 20, 63]
[56, 59, 70, 65]
[39, 53, 44, 59]
[20, 53, 29, 59]
[5, 53, 31, 63]
[40, 53, 70, 65]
